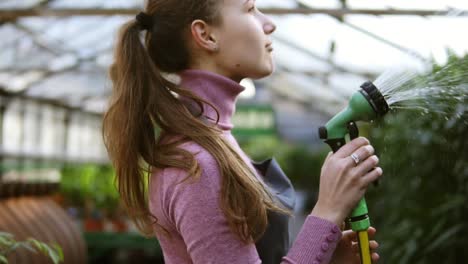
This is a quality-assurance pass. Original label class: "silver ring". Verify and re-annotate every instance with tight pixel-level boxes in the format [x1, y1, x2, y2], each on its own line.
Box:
[350, 153, 360, 165]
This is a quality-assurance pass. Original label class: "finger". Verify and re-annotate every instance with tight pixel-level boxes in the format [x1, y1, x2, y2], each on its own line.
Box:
[361, 167, 383, 187]
[347, 228, 376, 244]
[368, 227, 377, 238]
[342, 145, 375, 169]
[341, 230, 357, 246]
[351, 241, 378, 253]
[352, 246, 376, 263]
[341, 146, 375, 170]
[353, 155, 379, 176]
[352, 245, 379, 263]
[334, 137, 369, 158]
[351, 242, 359, 253]
[369, 240, 379, 250]
[372, 252, 380, 263]
[353, 145, 375, 164]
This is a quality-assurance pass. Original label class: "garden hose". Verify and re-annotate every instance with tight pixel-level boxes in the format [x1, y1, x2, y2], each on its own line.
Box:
[357, 230, 372, 264]
[318, 81, 389, 264]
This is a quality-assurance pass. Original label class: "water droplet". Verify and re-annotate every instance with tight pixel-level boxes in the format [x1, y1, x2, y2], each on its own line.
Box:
[373, 67, 467, 117]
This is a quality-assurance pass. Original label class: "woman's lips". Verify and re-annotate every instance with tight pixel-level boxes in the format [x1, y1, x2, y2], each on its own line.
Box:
[266, 43, 273, 52]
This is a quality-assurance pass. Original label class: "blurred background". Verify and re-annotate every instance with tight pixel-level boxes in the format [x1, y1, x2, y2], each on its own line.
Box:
[0, 0, 467, 263]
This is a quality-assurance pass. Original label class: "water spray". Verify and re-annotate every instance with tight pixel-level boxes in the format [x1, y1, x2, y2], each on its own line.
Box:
[318, 81, 390, 264]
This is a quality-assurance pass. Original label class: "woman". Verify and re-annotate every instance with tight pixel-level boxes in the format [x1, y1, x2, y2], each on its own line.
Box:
[103, 0, 382, 263]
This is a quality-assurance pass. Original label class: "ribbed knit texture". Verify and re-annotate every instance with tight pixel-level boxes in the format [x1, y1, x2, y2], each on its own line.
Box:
[148, 69, 342, 264]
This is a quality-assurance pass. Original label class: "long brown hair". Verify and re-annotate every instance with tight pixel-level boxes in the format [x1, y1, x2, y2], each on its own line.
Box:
[102, 0, 291, 244]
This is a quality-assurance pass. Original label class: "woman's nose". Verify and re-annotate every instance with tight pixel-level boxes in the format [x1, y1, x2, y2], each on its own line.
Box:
[262, 14, 276, 34]
[264, 21, 276, 34]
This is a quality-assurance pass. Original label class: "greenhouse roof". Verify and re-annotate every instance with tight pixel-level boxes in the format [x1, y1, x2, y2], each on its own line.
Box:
[1, 0, 468, 115]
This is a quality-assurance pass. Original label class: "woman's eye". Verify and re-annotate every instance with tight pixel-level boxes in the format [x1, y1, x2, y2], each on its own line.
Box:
[248, 6, 255, 12]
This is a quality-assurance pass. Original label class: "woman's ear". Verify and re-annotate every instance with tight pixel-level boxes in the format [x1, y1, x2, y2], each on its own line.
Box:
[190, 20, 219, 52]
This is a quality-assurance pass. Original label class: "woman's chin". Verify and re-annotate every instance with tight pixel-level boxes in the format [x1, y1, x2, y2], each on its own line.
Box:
[267, 62, 275, 74]
[253, 62, 275, 79]
[238, 61, 275, 80]
[261, 64, 275, 78]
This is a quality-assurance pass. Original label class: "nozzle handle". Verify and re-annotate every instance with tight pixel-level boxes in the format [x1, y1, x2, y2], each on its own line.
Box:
[324, 138, 346, 153]
[319, 126, 346, 152]
[320, 122, 359, 153]
[347, 121, 359, 140]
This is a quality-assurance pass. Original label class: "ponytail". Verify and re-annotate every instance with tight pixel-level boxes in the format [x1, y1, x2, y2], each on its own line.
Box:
[104, 21, 160, 235]
[103, 20, 221, 236]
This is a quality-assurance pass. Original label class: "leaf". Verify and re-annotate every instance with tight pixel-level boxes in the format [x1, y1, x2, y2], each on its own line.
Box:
[26, 239, 63, 263]
[424, 224, 464, 253]
[48, 244, 64, 264]
[0, 255, 8, 264]
[0, 237, 13, 248]
[27, 239, 45, 254]
[0, 233, 13, 239]
[430, 195, 465, 217]
[0, 233, 14, 249]
[17, 242, 35, 253]
[8, 243, 22, 253]
[425, 218, 446, 241]
[54, 244, 64, 263]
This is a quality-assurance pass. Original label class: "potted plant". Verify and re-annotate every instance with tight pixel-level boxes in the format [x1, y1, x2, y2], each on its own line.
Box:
[0, 231, 63, 264]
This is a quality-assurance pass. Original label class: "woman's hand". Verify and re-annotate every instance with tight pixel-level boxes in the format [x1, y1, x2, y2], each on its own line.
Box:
[311, 137, 383, 225]
[331, 227, 380, 264]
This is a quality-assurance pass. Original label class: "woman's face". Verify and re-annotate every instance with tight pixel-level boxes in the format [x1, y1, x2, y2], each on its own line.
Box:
[212, 0, 276, 81]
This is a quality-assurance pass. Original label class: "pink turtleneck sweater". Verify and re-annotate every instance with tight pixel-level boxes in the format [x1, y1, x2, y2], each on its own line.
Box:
[148, 69, 342, 264]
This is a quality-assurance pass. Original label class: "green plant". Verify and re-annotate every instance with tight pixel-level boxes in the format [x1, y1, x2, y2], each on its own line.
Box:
[0, 231, 63, 264]
[367, 52, 468, 263]
[60, 164, 120, 215]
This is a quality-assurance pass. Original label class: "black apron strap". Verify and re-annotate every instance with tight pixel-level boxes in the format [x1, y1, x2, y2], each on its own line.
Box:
[252, 158, 296, 264]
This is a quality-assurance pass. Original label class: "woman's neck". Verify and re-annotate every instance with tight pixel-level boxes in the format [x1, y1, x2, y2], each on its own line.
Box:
[187, 61, 244, 83]
[178, 69, 246, 131]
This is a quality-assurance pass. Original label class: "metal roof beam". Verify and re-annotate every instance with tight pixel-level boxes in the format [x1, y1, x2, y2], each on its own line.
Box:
[0, 150, 109, 165]
[0, 7, 467, 20]
[12, 22, 65, 55]
[340, 21, 429, 63]
[295, 1, 431, 63]
[273, 35, 372, 79]
[0, 89, 102, 118]
[278, 67, 377, 80]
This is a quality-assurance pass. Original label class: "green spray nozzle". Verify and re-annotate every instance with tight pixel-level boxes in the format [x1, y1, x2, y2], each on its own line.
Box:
[318, 81, 389, 232]
[319, 81, 389, 152]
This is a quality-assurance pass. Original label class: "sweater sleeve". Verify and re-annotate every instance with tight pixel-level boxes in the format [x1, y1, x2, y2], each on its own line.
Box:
[282, 216, 342, 264]
[164, 148, 342, 264]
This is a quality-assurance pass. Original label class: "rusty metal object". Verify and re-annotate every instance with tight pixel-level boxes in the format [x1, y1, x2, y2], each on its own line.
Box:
[0, 196, 87, 264]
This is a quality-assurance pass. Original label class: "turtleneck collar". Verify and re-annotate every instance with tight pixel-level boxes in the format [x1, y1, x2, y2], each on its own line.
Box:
[178, 69, 245, 131]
